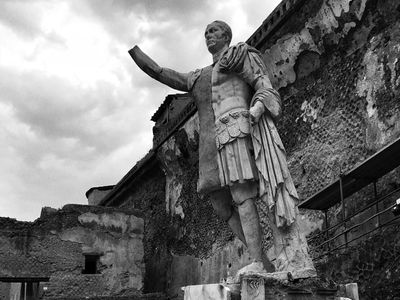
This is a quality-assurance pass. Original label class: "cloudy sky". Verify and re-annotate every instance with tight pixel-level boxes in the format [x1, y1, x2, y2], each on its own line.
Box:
[1, 0, 281, 221]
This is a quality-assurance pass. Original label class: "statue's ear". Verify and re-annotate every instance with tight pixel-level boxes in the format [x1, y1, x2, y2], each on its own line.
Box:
[223, 33, 230, 44]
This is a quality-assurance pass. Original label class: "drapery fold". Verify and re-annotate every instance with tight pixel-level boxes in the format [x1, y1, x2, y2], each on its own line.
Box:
[251, 114, 298, 228]
[217, 136, 258, 186]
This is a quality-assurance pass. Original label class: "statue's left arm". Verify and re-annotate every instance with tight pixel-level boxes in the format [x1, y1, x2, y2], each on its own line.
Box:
[219, 43, 281, 124]
[241, 47, 281, 124]
[249, 74, 281, 122]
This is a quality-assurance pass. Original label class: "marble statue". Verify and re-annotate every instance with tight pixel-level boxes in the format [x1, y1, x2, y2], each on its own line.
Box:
[129, 20, 315, 278]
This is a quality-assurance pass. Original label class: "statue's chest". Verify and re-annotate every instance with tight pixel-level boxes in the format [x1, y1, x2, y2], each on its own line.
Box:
[212, 64, 239, 86]
[211, 64, 251, 102]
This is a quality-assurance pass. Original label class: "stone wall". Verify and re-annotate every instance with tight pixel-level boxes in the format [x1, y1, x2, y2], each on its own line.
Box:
[256, 0, 400, 298]
[86, 186, 114, 206]
[260, 0, 400, 200]
[317, 225, 400, 299]
[0, 205, 144, 299]
[113, 162, 169, 294]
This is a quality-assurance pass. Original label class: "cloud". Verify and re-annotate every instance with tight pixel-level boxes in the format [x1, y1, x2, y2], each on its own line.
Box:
[0, 0, 281, 221]
[73, 0, 212, 42]
[0, 70, 154, 220]
[0, 64, 156, 159]
[0, 0, 44, 38]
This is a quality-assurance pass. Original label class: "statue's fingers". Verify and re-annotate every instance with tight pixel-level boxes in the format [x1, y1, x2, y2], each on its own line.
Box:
[250, 114, 256, 126]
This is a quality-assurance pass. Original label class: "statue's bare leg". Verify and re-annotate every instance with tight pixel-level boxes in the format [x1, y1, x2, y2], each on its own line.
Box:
[209, 188, 274, 272]
[209, 189, 246, 246]
[230, 182, 266, 273]
[266, 210, 316, 276]
[230, 182, 262, 261]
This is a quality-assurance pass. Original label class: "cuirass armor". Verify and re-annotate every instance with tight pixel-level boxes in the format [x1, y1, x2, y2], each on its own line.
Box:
[212, 65, 252, 149]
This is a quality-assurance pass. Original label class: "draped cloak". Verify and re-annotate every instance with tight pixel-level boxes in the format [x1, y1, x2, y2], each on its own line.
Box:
[188, 43, 298, 228]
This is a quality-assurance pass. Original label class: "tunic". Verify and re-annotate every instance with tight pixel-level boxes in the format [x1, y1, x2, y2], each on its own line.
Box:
[189, 43, 298, 228]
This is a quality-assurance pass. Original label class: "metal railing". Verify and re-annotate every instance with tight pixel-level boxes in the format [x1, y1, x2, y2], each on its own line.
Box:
[308, 185, 400, 260]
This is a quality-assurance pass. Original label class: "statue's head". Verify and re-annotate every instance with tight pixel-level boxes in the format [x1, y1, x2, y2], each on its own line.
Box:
[205, 20, 232, 54]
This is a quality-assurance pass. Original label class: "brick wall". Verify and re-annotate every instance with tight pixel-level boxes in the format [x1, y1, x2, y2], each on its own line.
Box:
[0, 205, 144, 298]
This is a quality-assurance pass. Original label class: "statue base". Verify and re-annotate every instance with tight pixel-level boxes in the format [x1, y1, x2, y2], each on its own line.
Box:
[235, 267, 318, 283]
[240, 274, 337, 300]
[182, 273, 359, 299]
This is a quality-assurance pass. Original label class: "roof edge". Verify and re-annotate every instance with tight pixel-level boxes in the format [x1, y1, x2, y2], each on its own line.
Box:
[246, 0, 307, 49]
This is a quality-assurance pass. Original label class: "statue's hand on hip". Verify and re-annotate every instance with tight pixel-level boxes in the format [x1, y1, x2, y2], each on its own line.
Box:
[249, 101, 265, 125]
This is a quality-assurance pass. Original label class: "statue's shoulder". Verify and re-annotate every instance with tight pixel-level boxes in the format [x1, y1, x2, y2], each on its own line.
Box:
[228, 42, 259, 52]
[187, 66, 211, 91]
[220, 42, 261, 72]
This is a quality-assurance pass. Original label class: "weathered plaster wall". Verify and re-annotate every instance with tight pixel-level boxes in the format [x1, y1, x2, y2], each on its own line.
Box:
[255, 0, 400, 298]
[261, 0, 400, 199]
[0, 205, 144, 298]
[167, 238, 254, 298]
[115, 164, 169, 294]
[87, 188, 113, 206]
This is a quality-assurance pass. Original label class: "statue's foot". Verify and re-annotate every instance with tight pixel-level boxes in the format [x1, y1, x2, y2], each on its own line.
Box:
[234, 261, 266, 282]
[262, 251, 275, 272]
[288, 266, 317, 280]
[233, 265, 317, 283]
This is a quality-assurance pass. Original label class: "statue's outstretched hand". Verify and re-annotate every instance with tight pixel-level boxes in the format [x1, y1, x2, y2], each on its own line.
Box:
[128, 45, 189, 92]
[249, 101, 265, 125]
[128, 46, 162, 79]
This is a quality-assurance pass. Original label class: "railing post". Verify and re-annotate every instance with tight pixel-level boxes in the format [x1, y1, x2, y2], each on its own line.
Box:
[374, 180, 380, 227]
[339, 175, 348, 248]
[325, 209, 330, 252]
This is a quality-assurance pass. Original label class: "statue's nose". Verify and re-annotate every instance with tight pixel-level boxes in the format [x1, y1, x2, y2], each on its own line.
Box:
[205, 31, 213, 39]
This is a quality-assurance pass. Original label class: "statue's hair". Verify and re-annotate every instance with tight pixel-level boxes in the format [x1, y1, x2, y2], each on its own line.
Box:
[210, 20, 232, 45]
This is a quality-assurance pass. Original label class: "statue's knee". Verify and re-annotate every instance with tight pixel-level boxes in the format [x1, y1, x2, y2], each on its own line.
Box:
[236, 197, 255, 208]
[230, 181, 258, 205]
[221, 208, 234, 222]
[209, 188, 234, 221]
[211, 200, 233, 221]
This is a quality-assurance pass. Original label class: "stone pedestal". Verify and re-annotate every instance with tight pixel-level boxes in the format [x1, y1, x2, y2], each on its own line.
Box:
[182, 276, 358, 299]
[241, 275, 337, 300]
[240, 273, 343, 300]
[181, 283, 232, 300]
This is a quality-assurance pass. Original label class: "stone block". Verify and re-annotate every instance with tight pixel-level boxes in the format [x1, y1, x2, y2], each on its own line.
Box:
[337, 283, 359, 300]
[182, 284, 231, 300]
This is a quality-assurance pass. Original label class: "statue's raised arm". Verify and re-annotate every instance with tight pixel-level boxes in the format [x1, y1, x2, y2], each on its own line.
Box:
[128, 46, 189, 92]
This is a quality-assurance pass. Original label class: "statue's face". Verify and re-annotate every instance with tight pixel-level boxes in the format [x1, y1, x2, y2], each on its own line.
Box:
[205, 22, 229, 54]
